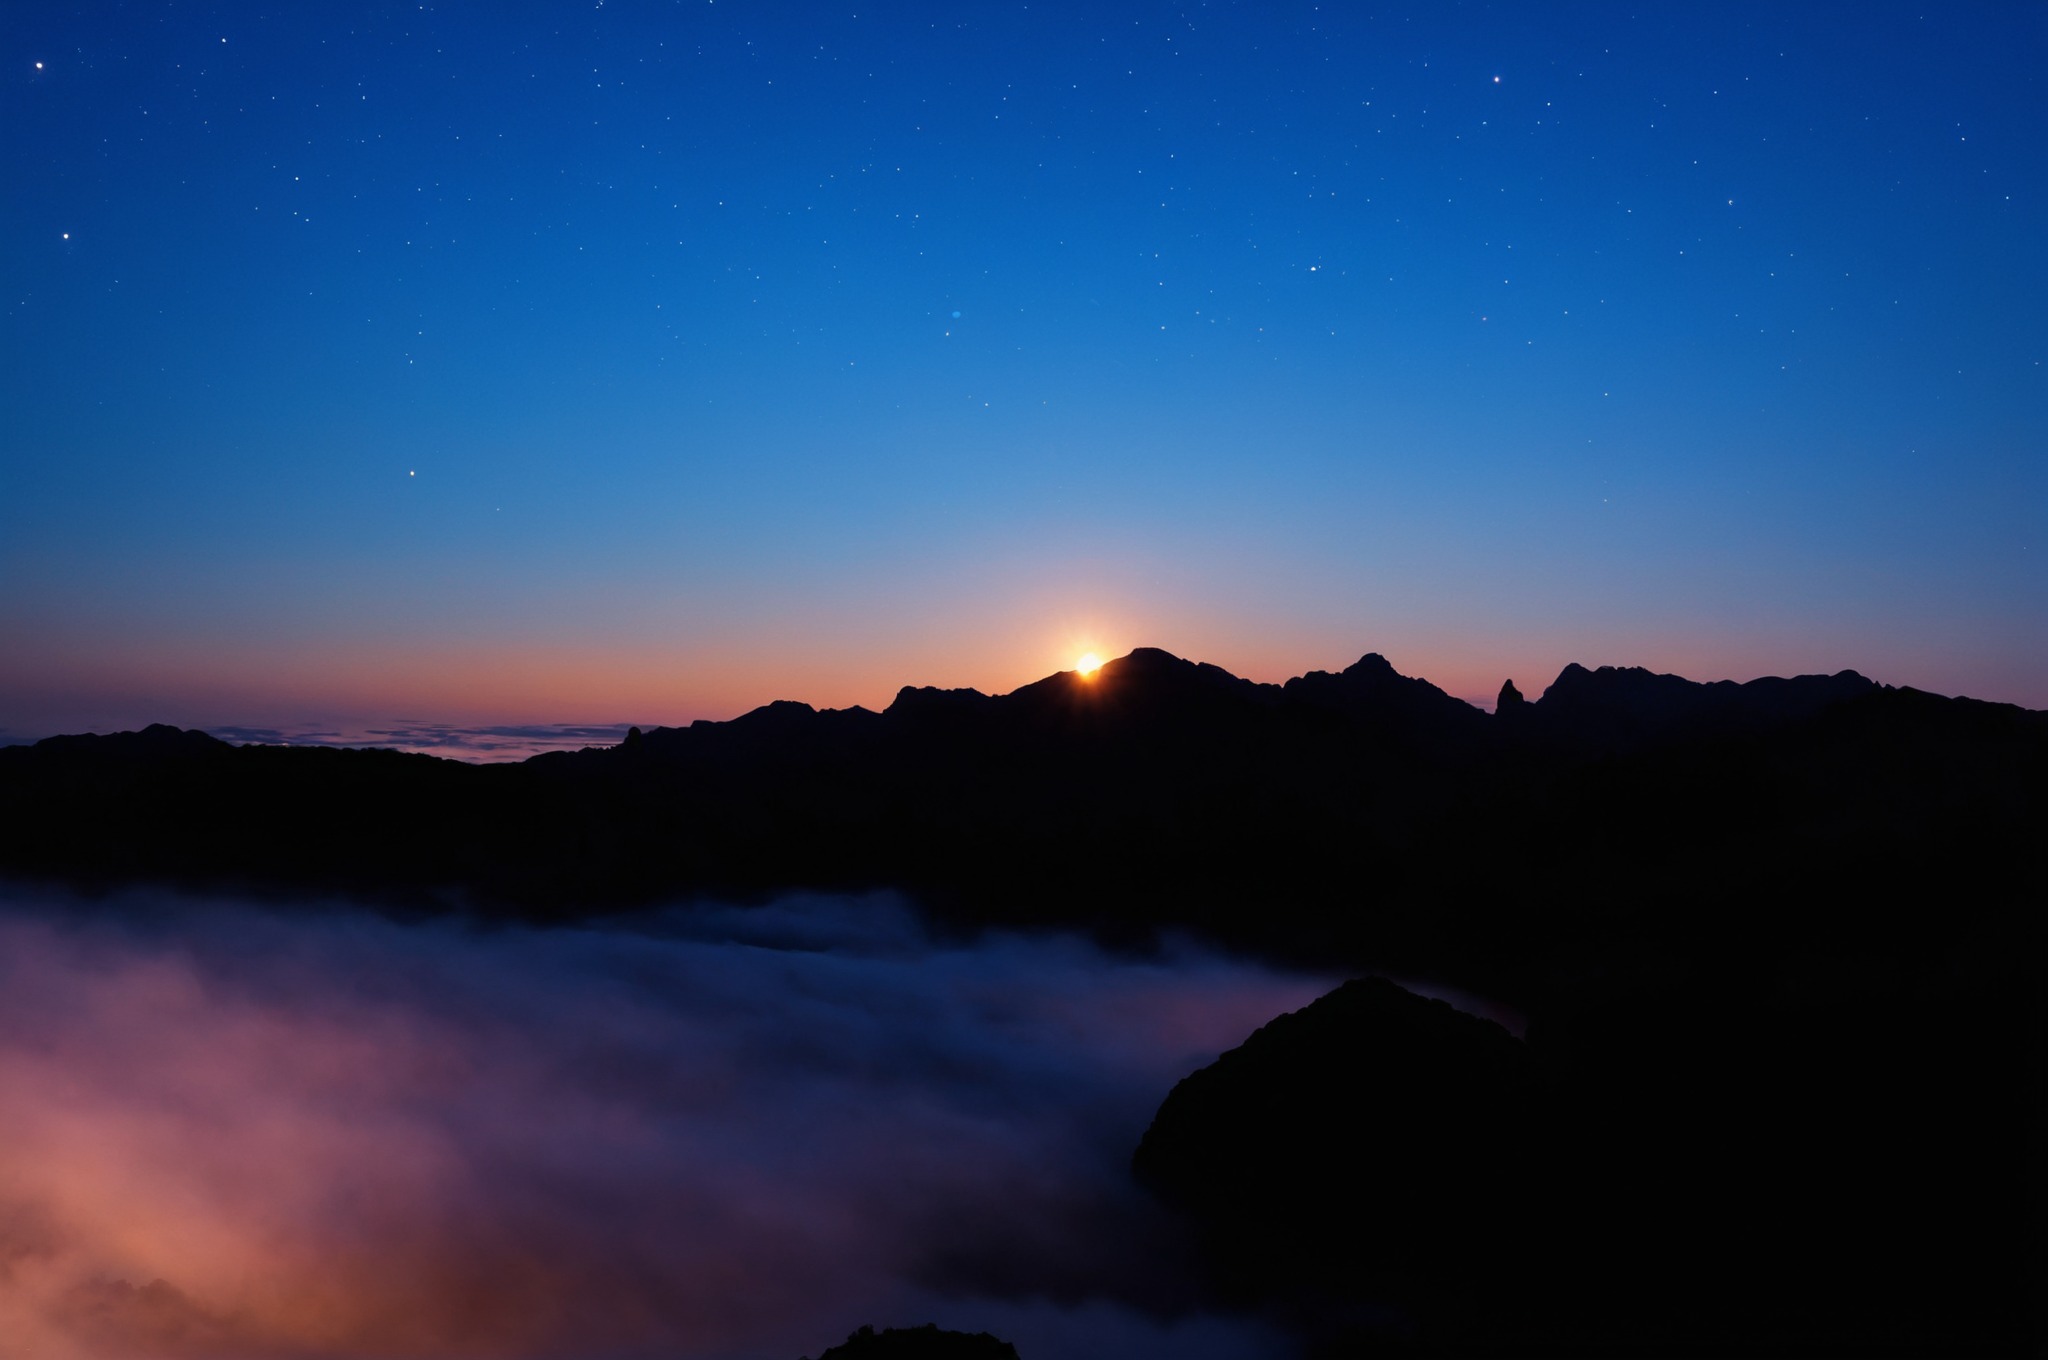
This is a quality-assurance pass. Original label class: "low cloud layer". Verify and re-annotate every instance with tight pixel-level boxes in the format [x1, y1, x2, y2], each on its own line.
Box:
[2, 722, 640, 761]
[206, 721, 639, 761]
[0, 889, 1329, 1359]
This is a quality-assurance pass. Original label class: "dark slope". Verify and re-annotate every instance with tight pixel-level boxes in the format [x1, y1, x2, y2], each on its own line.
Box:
[1133, 977, 1531, 1291]
[1134, 961, 2042, 1356]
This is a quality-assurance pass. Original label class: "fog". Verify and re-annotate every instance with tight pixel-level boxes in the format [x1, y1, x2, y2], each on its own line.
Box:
[0, 888, 1335, 1359]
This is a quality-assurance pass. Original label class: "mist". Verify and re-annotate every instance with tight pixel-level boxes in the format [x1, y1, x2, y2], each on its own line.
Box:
[0, 888, 1330, 1359]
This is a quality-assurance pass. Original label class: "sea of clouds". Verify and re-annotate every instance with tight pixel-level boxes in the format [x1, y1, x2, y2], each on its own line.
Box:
[0, 888, 1336, 1359]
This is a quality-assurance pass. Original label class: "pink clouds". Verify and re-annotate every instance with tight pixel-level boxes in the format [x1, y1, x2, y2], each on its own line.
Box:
[0, 891, 1325, 1359]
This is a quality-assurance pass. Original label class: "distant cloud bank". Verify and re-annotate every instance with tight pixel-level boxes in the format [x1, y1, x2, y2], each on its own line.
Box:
[0, 722, 641, 762]
[205, 721, 641, 761]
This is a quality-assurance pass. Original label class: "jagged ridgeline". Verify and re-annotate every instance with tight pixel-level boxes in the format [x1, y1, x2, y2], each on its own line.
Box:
[1, 648, 2040, 979]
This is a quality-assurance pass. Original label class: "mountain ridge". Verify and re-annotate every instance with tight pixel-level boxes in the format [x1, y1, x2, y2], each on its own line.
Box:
[2, 646, 2039, 995]
[578, 648, 1927, 758]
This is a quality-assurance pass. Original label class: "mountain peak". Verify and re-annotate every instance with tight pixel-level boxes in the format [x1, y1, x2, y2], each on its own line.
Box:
[884, 684, 994, 722]
[728, 698, 820, 728]
[1104, 646, 1195, 675]
[1343, 652, 1399, 677]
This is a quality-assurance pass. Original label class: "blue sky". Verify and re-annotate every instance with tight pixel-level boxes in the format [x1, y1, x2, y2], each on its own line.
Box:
[4, 1, 2043, 741]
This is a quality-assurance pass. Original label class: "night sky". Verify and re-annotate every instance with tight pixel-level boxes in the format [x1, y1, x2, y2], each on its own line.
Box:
[5, 1, 2044, 747]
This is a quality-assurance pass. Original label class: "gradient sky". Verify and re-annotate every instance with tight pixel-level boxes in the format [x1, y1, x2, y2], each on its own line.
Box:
[5, 1, 2044, 745]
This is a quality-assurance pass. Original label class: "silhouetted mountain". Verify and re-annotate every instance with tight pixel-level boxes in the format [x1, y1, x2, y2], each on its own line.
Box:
[1283, 651, 1490, 755]
[1522, 661, 1880, 751]
[1, 650, 2040, 984]
[803, 1323, 1019, 1360]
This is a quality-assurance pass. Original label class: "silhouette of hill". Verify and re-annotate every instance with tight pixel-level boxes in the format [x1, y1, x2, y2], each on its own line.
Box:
[1133, 958, 2041, 1355]
[1134, 977, 1530, 1300]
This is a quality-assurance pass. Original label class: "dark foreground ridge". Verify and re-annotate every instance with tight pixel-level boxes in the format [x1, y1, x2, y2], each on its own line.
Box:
[1135, 972, 2040, 1355]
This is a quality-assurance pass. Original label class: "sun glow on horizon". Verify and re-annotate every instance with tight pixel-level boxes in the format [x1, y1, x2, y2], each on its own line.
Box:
[1075, 652, 1103, 676]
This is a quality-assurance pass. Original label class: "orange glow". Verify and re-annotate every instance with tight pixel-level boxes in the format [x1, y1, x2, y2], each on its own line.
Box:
[12, 596, 1950, 745]
[1074, 652, 1103, 676]
[0, 899, 1339, 1359]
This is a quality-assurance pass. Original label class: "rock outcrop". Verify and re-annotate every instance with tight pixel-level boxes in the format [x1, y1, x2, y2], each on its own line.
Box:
[1134, 964, 2045, 1355]
[1133, 977, 1528, 1271]
[804, 1322, 1019, 1360]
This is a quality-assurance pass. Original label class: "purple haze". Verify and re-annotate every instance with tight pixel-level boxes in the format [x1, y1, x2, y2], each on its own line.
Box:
[0, 888, 1334, 1359]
